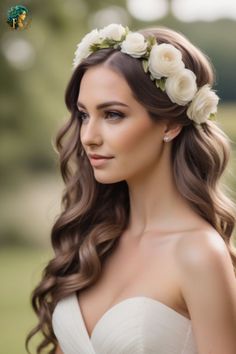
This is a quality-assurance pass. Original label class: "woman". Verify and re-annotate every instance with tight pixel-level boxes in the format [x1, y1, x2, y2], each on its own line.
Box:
[26, 24, 236, 354]
[6, 5, 28, 30]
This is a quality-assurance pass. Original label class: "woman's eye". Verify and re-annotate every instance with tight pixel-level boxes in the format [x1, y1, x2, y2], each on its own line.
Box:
[77, 110, 125, 121]
[105, 111, 125, 119]
[78, 111, 88, 121]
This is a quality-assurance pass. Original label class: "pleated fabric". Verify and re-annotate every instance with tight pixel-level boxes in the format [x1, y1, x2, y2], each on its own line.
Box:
[52, 293, 198, 354]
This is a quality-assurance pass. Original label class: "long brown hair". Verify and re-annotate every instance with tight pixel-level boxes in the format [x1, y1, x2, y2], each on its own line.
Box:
[26, 26, 236, 354]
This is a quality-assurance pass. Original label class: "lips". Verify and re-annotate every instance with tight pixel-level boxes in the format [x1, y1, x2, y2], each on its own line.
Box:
[89, 154, 113, 159]
[89, 155, 114, 167]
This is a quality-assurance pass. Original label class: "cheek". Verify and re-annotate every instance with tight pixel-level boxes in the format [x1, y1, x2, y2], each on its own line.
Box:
[111, 119, 151, 150]
[111, 120, 162, 167]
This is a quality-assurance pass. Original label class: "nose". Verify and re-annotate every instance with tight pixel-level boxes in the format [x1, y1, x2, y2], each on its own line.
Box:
[80, 117, 103, 147]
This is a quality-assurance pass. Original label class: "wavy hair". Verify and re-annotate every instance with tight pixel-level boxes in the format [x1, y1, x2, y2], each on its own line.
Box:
[25, 26, 236, 354]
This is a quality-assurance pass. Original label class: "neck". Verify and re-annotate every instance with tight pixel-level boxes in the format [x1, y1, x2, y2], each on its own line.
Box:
[125, 145, 196, 239]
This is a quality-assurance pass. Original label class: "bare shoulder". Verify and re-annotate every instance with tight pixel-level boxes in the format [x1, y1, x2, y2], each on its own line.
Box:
[55, 344, 64, 354]
[175, 226, 236, 294]
[175, 227, 233, 269]
[174, 227, 236, 354]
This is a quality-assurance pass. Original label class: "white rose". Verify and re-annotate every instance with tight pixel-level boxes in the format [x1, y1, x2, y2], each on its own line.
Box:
[148, 43, 184, 79]
[72, 29, 101, 68]
[187, 84, 219, 124]
[100, 24, 126, 41]
[120, 32, 147, 58]
[165, 68, 198, 106]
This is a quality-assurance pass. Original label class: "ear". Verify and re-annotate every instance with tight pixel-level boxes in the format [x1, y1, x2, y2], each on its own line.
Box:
[163, 121, 183, 139]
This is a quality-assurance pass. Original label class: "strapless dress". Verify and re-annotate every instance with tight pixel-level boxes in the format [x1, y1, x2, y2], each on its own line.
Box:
[52, 293, 198, 353]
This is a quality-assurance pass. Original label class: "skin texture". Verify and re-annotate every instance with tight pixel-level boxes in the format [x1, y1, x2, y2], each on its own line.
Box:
[177, 231, 236, 353]
[55, 346, 63, 354]
[55, 65, 236, 353]
[78, 65, 200, 236]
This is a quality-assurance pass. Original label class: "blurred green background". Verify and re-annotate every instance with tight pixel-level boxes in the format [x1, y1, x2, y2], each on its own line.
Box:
[0, 0, 236, 353]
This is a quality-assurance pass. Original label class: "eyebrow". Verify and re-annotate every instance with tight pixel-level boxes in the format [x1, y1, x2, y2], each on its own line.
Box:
[77, 101, 129, 110]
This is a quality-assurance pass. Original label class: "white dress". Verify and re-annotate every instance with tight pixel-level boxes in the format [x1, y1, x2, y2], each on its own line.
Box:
[52, 293, 198, 354]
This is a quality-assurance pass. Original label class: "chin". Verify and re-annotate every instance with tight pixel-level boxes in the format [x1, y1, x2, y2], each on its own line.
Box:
[93, 172, 125, 185]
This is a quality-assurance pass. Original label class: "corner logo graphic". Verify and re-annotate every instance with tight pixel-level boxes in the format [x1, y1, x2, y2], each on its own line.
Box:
[6, 5, 31, 30]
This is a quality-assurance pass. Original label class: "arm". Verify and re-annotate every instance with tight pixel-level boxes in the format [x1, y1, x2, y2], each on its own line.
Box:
[176, 231, 236, 354]
[55, 344, 64, 354]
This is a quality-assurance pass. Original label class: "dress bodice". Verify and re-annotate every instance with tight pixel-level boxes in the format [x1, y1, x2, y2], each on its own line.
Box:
[52, 293, 198, 354]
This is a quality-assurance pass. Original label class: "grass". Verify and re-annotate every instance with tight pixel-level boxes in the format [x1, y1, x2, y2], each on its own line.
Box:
[218, 104, 236, 142]
[0, 247, 53, 354]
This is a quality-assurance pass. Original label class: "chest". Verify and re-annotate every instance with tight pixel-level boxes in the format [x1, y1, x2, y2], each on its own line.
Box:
[78, 233, 187, 338]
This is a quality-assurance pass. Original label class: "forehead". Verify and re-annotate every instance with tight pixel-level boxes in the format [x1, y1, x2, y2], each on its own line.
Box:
[78, 65, 134, 102]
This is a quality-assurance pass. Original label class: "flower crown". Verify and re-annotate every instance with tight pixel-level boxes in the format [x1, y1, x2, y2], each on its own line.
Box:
[72, 24, 219, 126]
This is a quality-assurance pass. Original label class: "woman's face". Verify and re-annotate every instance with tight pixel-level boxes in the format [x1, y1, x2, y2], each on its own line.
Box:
[19, 11, 26, 20]
[77, 65, 167, 184]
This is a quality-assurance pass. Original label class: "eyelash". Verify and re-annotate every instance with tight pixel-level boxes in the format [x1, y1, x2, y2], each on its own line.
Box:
[77, 110, 125, 121]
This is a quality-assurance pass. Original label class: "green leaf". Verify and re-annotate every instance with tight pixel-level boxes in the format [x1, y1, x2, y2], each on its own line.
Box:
[160, 78, 166, 91]
[149, 35, 157, 46]
[156, 77, 166, 91]
[99, 43, 111, 49]
[102, 39, 115, 46]
[146, 36, 157, 56]
[142, 60, 149, 73]
[142, 51, 150, 59]
[89, 43, 98, 51]
[150, 74, 155, 81]
[209, 113, 217, 121]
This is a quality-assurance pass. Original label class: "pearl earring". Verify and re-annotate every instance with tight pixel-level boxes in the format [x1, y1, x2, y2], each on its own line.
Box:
[163, 136, 170, 142]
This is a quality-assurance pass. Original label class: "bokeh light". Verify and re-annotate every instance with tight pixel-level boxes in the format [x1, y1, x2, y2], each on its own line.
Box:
[1, 34, 35, 70]
[127, 0, 168, 21]
[172, 0, 236, 22]
[89, 5, 130, 29]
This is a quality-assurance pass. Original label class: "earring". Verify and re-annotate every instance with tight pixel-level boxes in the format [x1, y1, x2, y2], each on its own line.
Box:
[163, 136, 170, 142]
